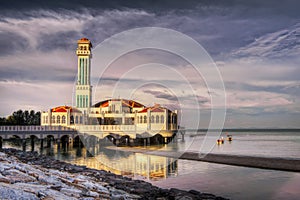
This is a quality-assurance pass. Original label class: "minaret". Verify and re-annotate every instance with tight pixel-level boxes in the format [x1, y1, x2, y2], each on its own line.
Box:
[75, 38, 92, 113]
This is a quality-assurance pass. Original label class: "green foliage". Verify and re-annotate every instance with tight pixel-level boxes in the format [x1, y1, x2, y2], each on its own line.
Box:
[0, 110, 41, 125]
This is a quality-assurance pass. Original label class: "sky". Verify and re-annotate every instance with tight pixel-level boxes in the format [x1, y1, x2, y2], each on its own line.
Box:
[0, 0, 299, 128]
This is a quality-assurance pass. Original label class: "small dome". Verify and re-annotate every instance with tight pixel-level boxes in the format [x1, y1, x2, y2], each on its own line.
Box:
[77, 38, 92, 47]
[79, 37, 89, 41]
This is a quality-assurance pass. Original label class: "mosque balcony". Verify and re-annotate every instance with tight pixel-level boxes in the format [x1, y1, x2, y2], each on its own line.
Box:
[76, 50, 91, 55]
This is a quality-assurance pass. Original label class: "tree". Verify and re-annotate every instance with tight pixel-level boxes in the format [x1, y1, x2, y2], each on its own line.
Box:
[24, 110, 29, 125]
[0, 117, 7, 125]
[12, 110, 25, 125]
[0, 109, 41, 125]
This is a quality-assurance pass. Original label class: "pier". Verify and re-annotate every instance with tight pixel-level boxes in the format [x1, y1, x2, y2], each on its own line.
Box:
[0, 125, 177, 151]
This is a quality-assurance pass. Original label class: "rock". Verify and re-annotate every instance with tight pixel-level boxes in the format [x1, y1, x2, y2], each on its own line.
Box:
[60, 187, 82, 198]
[83, 190, 99, 197]
[0, 184, 38, 200]
[189, 189, 201, 195]
[5, 169, 36, 183]
[0, 174, 10, 183]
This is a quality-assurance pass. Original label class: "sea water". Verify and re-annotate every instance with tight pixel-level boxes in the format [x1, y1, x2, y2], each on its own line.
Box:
[2, 130, 300, 199]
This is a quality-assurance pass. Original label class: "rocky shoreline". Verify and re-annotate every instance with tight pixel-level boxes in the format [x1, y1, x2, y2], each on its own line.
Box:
[0, 148, 228, 200]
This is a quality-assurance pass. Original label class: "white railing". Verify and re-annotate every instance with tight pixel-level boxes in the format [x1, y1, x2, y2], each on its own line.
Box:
[75, 125, 136, 132]
[0, 126, 76, 132]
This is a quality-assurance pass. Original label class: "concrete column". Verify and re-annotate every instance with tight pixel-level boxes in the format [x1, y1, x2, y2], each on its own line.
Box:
[81, 58, 84, 84]
[122, 112, 125, 125]
[47, 138, 51, 148]
[40, 138, 44, 149]
[165, 110, 168, 130]
[30, 137, 35, 152]
[22, 139, 26, 152]
[48, 109, 52, 126]
[87, 58, 90, 84]
[129, 138, 134, 146]
[78, 57, 81, 83]
[57, 138, 61, 150]
[85, 58, 87, 85]
[147, 109, 151, 130]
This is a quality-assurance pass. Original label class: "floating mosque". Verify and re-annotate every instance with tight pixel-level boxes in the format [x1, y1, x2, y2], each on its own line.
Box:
[40, 38, 178, 145]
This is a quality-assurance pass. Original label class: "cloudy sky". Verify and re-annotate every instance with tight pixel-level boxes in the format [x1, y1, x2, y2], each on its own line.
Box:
[0, 0, 299, 128]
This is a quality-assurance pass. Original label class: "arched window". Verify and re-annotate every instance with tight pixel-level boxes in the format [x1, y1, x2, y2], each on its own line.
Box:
[160, 115, 164, 123]
[144, 116, 147, 123]
[62, 115, 66, 123]
[139, 116, 143, 123]
[151, 116, 154, 123]
[46, 116, 48, 123]
[70, 116, 74, 124]
[57, 115, 60, 124]
[80, 116, 83, 124]
[156, 115, 159, 123]
[75, 116, 78, 124]
[52, 116, 55, 123]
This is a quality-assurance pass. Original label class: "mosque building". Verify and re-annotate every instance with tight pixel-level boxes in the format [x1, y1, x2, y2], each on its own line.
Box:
[41, 38, 178, 143]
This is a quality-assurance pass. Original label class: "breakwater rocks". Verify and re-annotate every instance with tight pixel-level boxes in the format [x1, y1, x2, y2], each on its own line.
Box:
[0, 148, 228, 200]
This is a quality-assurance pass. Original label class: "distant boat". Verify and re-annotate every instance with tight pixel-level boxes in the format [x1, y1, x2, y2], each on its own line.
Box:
[227, 134, 233, 141]
[217, 137, 224, 145]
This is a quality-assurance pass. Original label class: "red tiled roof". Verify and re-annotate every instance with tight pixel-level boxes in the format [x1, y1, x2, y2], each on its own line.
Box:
[138, 108, 148, 113]
[101, 101, 109, 108]
[93, 99, 144, 108]
[51, 106, 81, 113]
[138, 106, 165, 113]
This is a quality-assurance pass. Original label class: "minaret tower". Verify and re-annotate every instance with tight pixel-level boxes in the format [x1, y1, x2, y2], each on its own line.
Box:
[75, 38, 92, 113]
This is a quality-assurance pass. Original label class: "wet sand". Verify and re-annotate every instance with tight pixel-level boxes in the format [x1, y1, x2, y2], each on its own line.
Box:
[107, 146, 300, 172]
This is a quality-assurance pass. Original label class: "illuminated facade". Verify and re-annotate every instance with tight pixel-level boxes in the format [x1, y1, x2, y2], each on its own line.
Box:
[41, 38, 178, 140]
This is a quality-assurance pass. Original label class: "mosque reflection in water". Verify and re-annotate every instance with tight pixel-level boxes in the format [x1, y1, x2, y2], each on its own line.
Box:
[67, 147, 178, 181]
[48, 138, 178, 180]
[3, 136, 178, 181]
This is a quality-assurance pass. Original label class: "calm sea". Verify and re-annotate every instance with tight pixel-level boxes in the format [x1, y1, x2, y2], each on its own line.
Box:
[3, 130, 300, 200]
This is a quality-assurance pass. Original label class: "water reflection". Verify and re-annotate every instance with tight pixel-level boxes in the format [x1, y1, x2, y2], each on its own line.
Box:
[2, 139, 178, 181]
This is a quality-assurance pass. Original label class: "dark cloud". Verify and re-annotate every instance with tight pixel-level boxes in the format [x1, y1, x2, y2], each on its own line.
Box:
[0, 32, 29, 56]
[225, 81, 300, 96]
[37, 31, 81, 52]
[143, 89, 209, 105]
[143, 89, 178, 101]
[2, 1, 300, 17]
[1, 1, 300, 58]
[0, 66, 76, 83]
